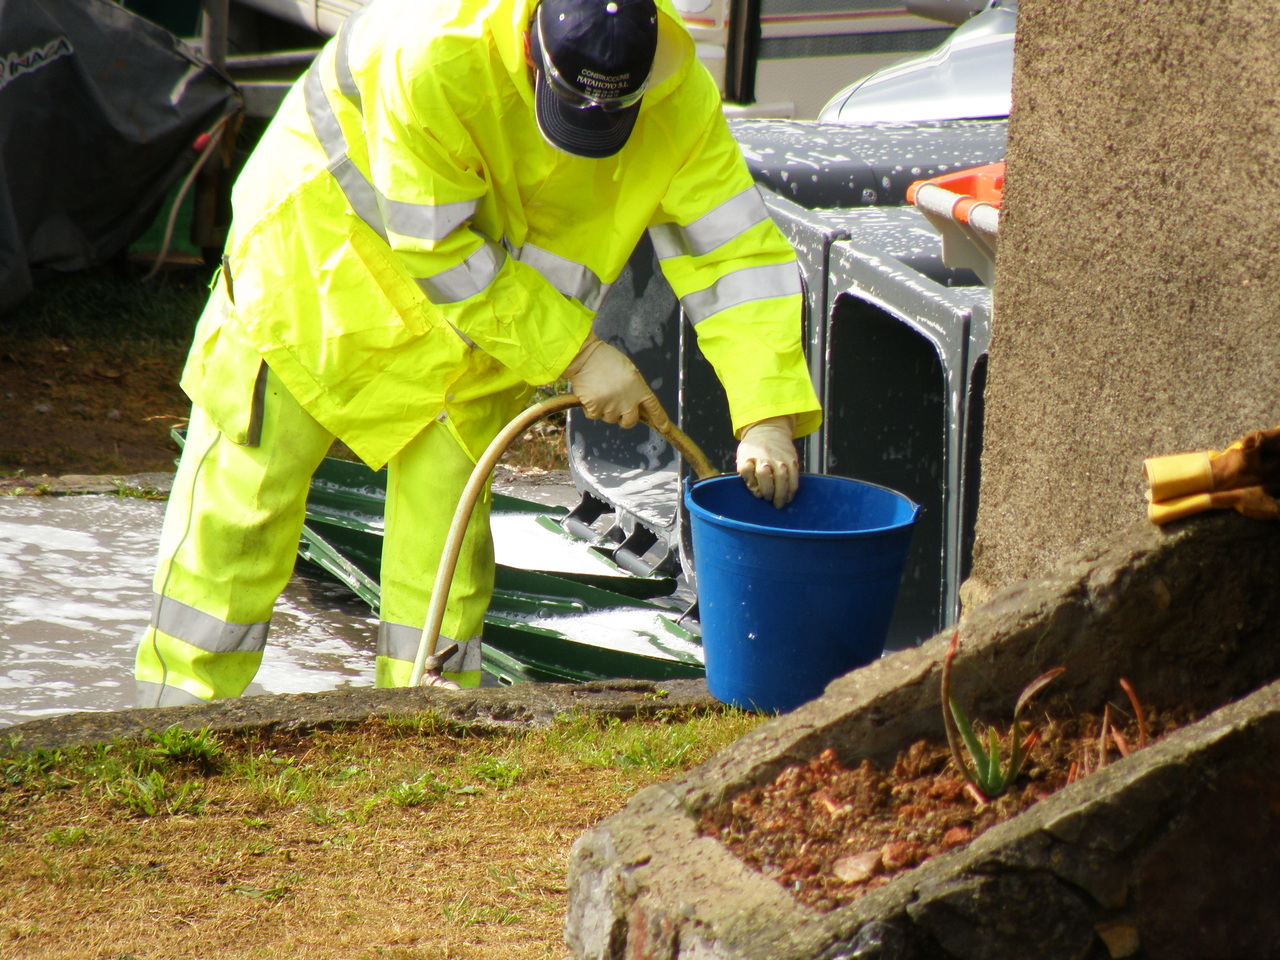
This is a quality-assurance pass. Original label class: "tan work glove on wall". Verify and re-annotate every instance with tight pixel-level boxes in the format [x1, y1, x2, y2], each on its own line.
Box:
[1145, 425, 1280, 524]
[564, 332, 669, 431]
[736, 415, 799, 508]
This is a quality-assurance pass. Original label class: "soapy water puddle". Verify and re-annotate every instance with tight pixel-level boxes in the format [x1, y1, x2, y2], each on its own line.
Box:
[0, 496, 380, 730]
[0, 481, 681, 730]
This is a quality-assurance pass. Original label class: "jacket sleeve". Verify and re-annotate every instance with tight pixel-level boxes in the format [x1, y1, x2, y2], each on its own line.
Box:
[649, 104, 822, 439]
[354, 49, 591, 386]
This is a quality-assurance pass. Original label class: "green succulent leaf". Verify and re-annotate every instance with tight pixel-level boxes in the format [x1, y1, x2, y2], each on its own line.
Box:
[1007, 720, 1025, 781]
[949, 697, 989, 785]
[984, 728, 1006, 795]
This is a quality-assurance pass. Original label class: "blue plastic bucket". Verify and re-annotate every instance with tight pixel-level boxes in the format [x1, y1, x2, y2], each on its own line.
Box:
[685, 474, 919, 714]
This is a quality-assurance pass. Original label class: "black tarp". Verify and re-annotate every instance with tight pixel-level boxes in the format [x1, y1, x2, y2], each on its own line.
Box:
[0, 0, 240, 312]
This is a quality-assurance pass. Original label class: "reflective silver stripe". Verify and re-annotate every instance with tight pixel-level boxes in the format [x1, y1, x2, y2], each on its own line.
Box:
[377, 622, 430, 661]
[681, 261, 802, 324]
[334, 157, 387, 239]
[151, 594, 270, 655]
[333, 10, 362, 109]
[305, 63, 387, 238]
[416, 232, 506, 303]
[304, 59, 348, 170]
[377, 622, 483, 673]
[647, 223, 684, 261]
[305, 55, 478, 244]
[385, 196, 477, 243]
[649, 187, 770, 260]
[513, 243, 609, 311]
[135, 680, 208, 708]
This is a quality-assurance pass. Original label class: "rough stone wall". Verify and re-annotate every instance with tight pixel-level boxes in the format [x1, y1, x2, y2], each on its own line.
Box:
[965, 0, 1280, 606]
[564, 513, 1280, 960]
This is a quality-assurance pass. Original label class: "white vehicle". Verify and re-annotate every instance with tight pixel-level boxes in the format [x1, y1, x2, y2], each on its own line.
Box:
[818, 0, 1014, 123]
[670, 0, 958, 119]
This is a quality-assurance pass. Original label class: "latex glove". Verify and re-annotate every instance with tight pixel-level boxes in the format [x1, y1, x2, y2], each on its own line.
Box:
[736, 415, 799, 508]
[564, 332, 669, 431]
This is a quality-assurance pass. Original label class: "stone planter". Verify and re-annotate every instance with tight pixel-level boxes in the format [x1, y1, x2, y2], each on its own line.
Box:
[565, 513, 1280, 960]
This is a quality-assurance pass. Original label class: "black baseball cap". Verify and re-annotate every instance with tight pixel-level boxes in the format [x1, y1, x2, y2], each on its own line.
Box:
[531, 0, 659, 159]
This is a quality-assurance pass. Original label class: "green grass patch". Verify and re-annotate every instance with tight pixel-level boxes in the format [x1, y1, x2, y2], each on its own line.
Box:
[0, 707, 762, 959]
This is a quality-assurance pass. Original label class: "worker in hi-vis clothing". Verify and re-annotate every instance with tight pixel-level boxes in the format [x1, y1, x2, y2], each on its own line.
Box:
[134, 0, 823, 706]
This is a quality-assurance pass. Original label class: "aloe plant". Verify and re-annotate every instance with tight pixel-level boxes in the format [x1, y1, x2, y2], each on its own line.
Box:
[941, 630, 1065, 801]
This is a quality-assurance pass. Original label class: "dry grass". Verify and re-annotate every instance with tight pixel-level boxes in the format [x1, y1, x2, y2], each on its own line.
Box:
[500, 405, 569, 473]
[1, 708, 762, 959]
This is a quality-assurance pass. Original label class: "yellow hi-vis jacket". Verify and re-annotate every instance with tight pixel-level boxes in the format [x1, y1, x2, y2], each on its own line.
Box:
[183, 0, 822, 470]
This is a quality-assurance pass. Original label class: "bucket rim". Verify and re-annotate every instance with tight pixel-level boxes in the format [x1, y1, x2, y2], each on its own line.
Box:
[684, 474, 920, 540]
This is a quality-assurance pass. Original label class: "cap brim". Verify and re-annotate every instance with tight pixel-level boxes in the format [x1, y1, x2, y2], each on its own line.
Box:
[535, 69, 641, 160]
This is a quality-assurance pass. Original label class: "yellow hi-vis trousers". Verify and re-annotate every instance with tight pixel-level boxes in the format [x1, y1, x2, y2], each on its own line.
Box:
[134, 356, 530, 707]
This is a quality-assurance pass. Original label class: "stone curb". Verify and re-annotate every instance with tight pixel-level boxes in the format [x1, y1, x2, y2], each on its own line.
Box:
[0, 471, 175, 496]
[0, 678, 719, 755]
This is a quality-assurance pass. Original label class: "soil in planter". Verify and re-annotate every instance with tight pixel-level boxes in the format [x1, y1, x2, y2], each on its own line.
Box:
[699, 706, 1196, 912]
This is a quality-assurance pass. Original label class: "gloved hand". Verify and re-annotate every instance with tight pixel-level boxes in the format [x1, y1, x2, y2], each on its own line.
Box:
[736, 415, 799, 508]
[564, 332, 669, 430]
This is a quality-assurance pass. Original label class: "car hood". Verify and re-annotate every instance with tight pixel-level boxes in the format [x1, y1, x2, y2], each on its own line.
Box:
[818, 2, 1015, 124]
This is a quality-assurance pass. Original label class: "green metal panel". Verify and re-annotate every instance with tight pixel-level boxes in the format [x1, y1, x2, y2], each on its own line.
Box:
[302, 455, 678, 599]
[298, 518, 703, 683]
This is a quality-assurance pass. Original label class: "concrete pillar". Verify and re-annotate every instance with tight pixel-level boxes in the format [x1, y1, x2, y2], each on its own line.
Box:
[964, 0, 1280, 608]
